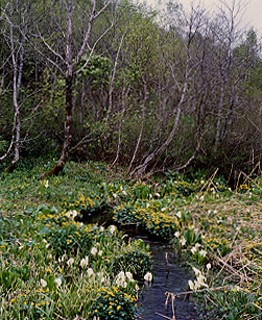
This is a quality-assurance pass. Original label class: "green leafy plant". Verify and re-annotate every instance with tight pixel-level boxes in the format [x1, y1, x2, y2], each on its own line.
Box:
[183, 228, 202, 246]
[45, 223, 93, 257]
[114, 204, 179, 241]
[1, 162, 261, 320]
[89, 286, 137, 320]
[113, 240, 152, 280]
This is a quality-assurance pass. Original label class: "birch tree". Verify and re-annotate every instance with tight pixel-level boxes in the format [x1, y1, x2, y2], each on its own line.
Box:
[130, 5, 205, 176]
[0, 0, 29, 171]
[30, 0, 115, 178]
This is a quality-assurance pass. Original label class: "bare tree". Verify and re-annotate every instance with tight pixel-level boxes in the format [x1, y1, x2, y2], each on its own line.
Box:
[29, 0, 115, 178]
[0, 1, 29, 171]
[130, 5, 205, 176]
[211, 0, 242, 152]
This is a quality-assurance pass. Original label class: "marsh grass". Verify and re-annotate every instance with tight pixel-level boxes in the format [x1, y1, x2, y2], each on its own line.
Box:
[0, 162, 152, 319]
[0, 161, 261, 319]
[170, 188, 262, 319]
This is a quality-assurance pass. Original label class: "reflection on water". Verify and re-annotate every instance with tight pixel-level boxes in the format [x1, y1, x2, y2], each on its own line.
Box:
[137, 241, 198, 320]
[81, 211, 199, 320]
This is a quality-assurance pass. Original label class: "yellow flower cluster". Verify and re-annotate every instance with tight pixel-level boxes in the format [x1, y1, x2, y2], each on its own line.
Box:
[115, 204, 179, 240]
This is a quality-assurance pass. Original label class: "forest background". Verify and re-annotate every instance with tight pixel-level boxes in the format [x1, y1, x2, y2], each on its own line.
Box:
[0, 0, 262, 180]
[1, 2, 262, 319]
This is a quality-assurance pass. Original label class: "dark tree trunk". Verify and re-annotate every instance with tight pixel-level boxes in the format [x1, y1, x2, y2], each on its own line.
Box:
[39, 0, 113, 179]
[40, 76, 73, 178]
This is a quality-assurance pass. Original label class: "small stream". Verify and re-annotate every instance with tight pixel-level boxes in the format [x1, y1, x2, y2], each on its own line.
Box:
[136, 238, 198, 320]
[79, 209, 199, 320]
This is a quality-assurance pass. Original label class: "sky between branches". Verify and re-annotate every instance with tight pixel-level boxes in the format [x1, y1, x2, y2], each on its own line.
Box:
[138, 0, 262, 36]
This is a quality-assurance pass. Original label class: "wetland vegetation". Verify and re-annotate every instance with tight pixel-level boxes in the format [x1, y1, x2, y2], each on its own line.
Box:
[0, 161, 261, 319]
[1, 0, 262, 318]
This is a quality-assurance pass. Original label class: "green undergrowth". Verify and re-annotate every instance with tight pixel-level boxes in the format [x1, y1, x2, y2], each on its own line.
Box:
[0, 161, 261, 319]
[0, 206, 151, 319]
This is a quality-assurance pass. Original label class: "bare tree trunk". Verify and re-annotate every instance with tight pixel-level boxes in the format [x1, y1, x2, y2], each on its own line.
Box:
[0, 1, 25, 171]
[106, 33, 125, 121]
[127, 81, 148, 173]
[130, 6, 204, 177]
[39, 0, 114, 178]
[213, 0, 240, 153]
[127, 108, 145, 173]
[41, 0, 73, 178]
[214, 83, 226, 153]
[130, 46, 191, 177]
[8, 36, 24, 172]
[42, 76, 74, 177]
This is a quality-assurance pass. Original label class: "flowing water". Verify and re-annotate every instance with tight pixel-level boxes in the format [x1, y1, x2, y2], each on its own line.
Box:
[81, 210, 199, 320]
[136, 239, 198, 320]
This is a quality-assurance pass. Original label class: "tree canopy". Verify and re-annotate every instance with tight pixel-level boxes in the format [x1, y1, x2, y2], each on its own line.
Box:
[0, 0, 261, 179]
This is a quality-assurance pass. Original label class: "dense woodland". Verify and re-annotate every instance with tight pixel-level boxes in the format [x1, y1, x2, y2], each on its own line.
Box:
[1, 2, 262, 319]
[0, 0, 262, 179]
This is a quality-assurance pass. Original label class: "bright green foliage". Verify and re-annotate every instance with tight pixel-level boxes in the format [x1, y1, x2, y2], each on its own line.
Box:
[113, 239, 152, 279]
[0, 214, 150, 319]
[66, 192, 108, 214]
[89, 286, 137, 320]
[114, 204, 180, 241]
[78, 54, 111, 88]
[43, 221, 93, 258]
[0, 163, 155, 319]
[0, 162, 261, 320]
[206, 289, 261, 320]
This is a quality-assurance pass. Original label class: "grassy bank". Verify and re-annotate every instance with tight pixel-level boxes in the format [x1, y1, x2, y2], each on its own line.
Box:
[0, 161, 261, 319]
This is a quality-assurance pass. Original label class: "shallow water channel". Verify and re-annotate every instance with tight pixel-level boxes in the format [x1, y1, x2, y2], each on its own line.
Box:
[136, 238, 198, 320]
[80, 210, 198, 320]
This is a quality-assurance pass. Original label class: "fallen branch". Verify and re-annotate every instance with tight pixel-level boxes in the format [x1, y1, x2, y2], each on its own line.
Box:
[155, 312, 173, 320]
[165, 285, 231, 298]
